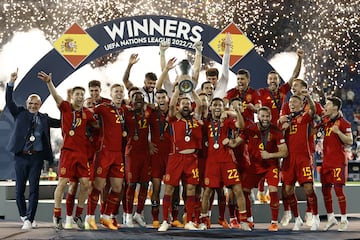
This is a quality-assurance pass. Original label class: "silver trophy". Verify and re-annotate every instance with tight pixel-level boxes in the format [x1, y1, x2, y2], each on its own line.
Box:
[176, 60, 194, 93]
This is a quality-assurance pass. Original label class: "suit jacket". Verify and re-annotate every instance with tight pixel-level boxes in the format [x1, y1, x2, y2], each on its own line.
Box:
[5, 84, 60, 164]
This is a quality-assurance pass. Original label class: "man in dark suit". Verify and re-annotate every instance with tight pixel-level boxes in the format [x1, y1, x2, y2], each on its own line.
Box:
[6, 69, 60, 230]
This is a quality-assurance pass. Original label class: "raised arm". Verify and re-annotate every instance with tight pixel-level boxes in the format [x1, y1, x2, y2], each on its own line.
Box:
[288, 49, 303, 87]
[192, 41, 203, 88]
[38, 71, 63, 106]
[191, 89, 202, 118]
[122, 53, 139, 90]
[214, 33, 232, 98]
[169, 86, 180, 118]
[6, 69, 22, 116]
[301, 88, 315, 116]
[156, 57, 177, 93]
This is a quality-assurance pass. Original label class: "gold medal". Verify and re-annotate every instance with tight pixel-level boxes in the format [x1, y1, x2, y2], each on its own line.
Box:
[204, 141, 208, 147]
[133, 135, 139, 141]
[213, 143, 220, 149]
[184, 136, 190, 142]
[29, 135, 35, 142]
[122, 131, 128, 137]
[69, 130, 75, 136]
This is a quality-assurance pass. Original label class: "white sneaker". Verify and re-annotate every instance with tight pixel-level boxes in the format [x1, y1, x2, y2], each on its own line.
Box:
[338, 220, 348, 231]
[21, 220, 32, 230]
[240, 222, 252, 231]
[198, 223, 207, 230]
[310, 215, 320, 231]
[292, 216, 303, 231]
[122, 213, 127, 224]
[324, 216, 338, 231]
[32, 220, 38, 228]
[184, 221, 198, 230]
[280, 211, 292, 226]
[64, 215, 73, 229]
[133, 212, 146, 227]
[158, 221, 170, 232]
[304, 212, 313, 227]
[20, 216, 27, 222]
[125, 213, 134, 227]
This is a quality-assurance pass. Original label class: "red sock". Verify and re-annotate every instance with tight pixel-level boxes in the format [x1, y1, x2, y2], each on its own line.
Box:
[306, 191, 318, 215]
[334, 185, 347, 215]
[218, 191, 226, 220]
[87, 188, 101, 215]
[194, 195, 201, 224]
[66, 193, 75, 216]
[282, 192, 291, 211]
[104, 191, 121, 216]
[208, 192, 215, 211]
[54, 207, 62, 218]
[243, 191, 252, 218]
[151, 201, 160, 221]
[288, 193, 299, 217]
[237, 210, 247, 222]
[136, 185, 148, 213]
[75, 206, 83, 218]
[125, 185, 136, 213]
[162, 194, 171, 222]
[185, 196, 196, 223]
[321, 185, 333, 213]
[228, 201, 236, 218]
[258, 178, 265, 192]
[172, 207, 179, 221]
[269, 192, 279, 222]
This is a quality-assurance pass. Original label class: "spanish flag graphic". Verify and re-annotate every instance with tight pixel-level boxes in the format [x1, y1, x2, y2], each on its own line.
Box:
[209, 22, 254, 68]
[53, 23, 98, 68]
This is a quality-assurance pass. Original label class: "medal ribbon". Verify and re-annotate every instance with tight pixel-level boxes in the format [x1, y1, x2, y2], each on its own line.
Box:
[211, 119, 221, 145]
[259, 126, 270, 150]
[158, 110, 168, 139]
[185, 116, 193, 138]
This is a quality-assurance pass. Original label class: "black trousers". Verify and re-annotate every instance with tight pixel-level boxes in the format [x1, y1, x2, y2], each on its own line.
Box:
[14, 153, 44, 222]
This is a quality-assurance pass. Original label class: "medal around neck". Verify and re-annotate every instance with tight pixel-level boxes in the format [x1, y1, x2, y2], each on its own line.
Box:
[29, 135, 36, 142]
[133, 135, 139, 141]
[69, 130, 75, 136]
[213, 143, 219, 149]
[122, 131, 128, 137]
[184, 135, 191, 142]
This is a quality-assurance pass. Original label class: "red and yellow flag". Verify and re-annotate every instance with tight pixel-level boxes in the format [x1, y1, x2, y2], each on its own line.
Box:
[53, 23, 98, 68]
[209, 22, 254, 68]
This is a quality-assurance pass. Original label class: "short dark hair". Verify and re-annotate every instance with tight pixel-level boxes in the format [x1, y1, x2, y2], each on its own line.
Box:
[155, 88, 168, 95]
[236, 69, 250, 79]
[201, 81, 214, 90]
[72, 86, 85, 93]
[229, 97, 242, 104]
[294, 78, 308, 88]
[290, 95, 302, 101]
[145, 72, 157, 81]
[257, 106, 272, 115]
[206, 68, 219, 77]
[88, 80, 101, 88]
[327, 96, 342, 110]
[210, 97, 224, 106]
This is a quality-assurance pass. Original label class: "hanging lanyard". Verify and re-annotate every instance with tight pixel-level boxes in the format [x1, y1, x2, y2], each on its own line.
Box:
[133, 110, 144, 140]
[69, 109, 81, 136]
[158, 110, 168, 140]
[112, 103, 126, 137]
[211, 119, 221, 149]
[268, 89, 282, 113]
[143, 87, 154, 104]
[184, 116, 193, 142]
[259, 125, 270, 150]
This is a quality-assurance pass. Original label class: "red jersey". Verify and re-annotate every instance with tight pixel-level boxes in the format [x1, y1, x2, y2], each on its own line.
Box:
[149, 109, 171, 146]
[258, 83, 291, 125]
[240, 123, 285, 173]
[322, 116, 352, 168]
[168, 115, 203, 152]
[123, 106, 152, 155]
[285, 111, 313, 155]
[94, 103, 124, 152]
[204, 118, 236, 163]
[59, 101, 96, 151]
[225, 87, 260, 121]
